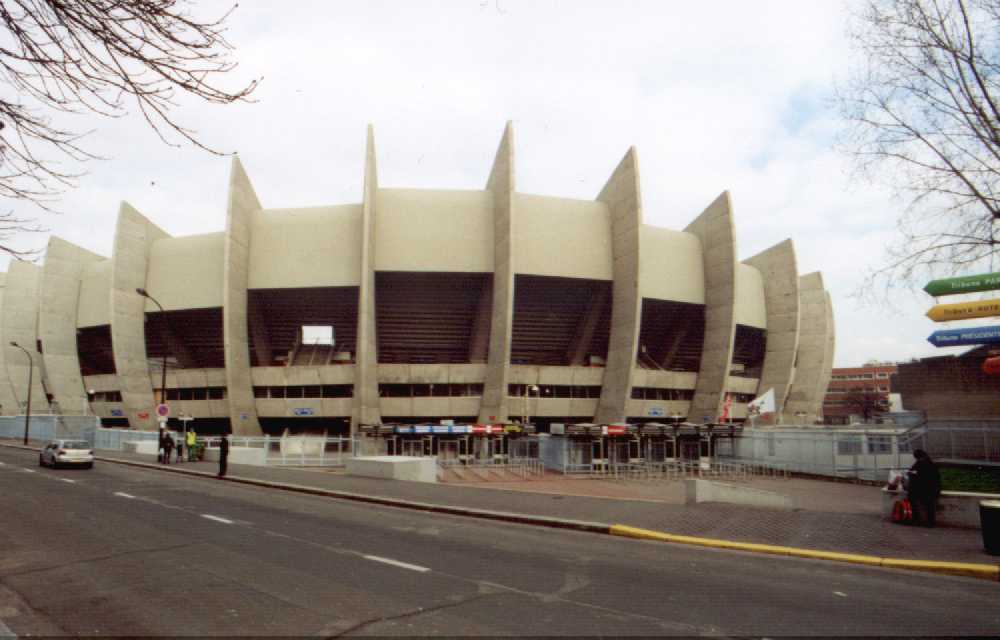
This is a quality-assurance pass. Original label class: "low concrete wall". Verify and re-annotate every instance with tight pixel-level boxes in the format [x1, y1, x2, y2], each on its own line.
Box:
[124, 440, 159, 456]
[229, 447, 267, 466]
[685, 478, 794, 509]
[346, 456, 437, 483]
[882, 488, 999, 529]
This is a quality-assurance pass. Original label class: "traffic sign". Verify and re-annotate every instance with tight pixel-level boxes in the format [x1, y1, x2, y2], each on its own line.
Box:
[156, 403, 170, 418]
[927, 325, 1000, 347]
[924, 271, 1000, 297]
[925, 298, 1000, 322]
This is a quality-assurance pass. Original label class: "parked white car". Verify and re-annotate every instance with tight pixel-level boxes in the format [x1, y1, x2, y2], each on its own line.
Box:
[39, 440, 94, 469]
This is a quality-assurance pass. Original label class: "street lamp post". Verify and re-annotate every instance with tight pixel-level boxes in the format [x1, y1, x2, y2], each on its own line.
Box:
[10, 342, 33, 445]
[136, 288, 168, 406]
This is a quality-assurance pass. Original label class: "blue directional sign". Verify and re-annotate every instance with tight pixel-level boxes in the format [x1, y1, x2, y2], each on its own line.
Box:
[292, 407, 315, 416]
[927, 325, 1000, 347]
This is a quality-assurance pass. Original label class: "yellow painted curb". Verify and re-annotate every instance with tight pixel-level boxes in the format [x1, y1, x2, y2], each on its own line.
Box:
[609, 525, 999, 581]
[880, 558, 999, 581]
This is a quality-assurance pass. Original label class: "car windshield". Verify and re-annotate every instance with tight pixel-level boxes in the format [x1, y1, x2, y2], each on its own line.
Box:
[62, 441, 90, 450]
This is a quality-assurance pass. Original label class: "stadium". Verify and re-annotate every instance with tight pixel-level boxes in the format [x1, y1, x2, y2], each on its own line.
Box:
[0, 123, 834, 439]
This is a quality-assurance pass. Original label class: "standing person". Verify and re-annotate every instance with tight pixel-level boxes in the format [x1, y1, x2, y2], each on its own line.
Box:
[186, 428, 197, 461]
[218, 434, 230, 478]
[175, 438, 184, 463]
[162, 431, 174, 465]
[907, 449, 942, 527]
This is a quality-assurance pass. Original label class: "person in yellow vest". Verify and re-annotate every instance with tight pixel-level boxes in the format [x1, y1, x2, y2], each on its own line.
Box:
[186, 428, 197, 461]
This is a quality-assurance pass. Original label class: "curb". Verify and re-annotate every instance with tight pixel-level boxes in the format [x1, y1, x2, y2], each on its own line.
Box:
[609, 525, 999, 582]
[4, 442, 998, 581]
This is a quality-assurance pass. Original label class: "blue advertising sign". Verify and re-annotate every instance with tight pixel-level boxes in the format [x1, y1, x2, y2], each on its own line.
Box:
[927, 325, 1000, 347]
[110, 408, 124, 417]
[292, 407, 315, 417]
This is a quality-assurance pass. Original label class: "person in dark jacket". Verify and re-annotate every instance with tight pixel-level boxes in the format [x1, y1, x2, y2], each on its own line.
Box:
[162, 432, 174, 465]
[907, 449, 942, 527]
[218, 435, 230, 478]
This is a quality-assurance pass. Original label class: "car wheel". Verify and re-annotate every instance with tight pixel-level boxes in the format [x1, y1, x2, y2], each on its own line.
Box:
[85, 462, 93, 469]
[38, 455, 44, 467]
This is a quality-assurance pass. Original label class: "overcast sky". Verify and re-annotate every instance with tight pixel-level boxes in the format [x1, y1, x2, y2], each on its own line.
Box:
[2, 0, 990, 368]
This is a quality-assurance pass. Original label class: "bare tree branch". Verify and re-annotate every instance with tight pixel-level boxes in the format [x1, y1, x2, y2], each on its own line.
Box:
[0, 0, 260, 257]
[838, 0, 1000, 301]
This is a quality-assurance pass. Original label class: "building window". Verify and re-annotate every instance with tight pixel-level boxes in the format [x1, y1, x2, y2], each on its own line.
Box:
[867, 435, 892, 454]
[837, 437, 862, 455]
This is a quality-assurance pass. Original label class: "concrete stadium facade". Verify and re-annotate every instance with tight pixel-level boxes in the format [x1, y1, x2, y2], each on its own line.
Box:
[0, 123, 835, 436]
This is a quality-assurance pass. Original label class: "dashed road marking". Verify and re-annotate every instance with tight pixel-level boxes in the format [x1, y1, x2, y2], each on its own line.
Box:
[833, 591, 847, 598]
[113, 492, 136, 499]
[21, 469, 35, 474]
[201, 514, 234, 525]
[362, 555, 430, 573]
[59, 478, 76, 484]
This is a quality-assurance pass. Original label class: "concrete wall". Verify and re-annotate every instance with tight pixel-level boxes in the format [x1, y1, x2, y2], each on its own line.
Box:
[224, 157, 263, 436]
[734, 263, 767, 329]
[346, 456, 438, 483]
[352, 125, 382, 432]
[639, 226, 704, 304]
[3, 262, 48, 414]
[377, 189, 494, 273]
[40, 237, 105, 415]
[685, 478, 794, 509]
[146, 233, 224, 311]
[784, 272, 831, 424]
[111, 202, 170, 430]
[76, 260, 112, 328]
[251, 205, 362, 289]
[685, 192, 737, 422]
[744, 239, 800, 424]
[478, 122, 516, 425]
[594, 147, 643, 424]
[516, 194, 612, 281]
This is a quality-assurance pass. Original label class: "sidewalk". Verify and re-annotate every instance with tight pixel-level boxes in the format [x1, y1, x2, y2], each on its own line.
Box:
[92, 448, 996, 568]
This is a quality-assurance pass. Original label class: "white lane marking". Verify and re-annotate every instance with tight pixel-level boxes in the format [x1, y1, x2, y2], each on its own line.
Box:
[833, 591, 847, 598]
[0, 615, 16, 638]
[362, 555, 430, 573]
[114, 492, 136, 499]
[0, 461, 6, 465]
[59, 478, 76, 484]
[21, 469, 35, 474]
[201, 514, 234, 525]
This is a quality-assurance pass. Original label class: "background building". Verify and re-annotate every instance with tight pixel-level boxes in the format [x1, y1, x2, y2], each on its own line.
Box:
[895, 346, 1000, 425]
[0, 124, 835, 435]
[822, 362, 899, 425]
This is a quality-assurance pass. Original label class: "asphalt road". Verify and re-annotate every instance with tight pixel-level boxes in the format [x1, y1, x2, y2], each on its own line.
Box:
[0, 447, 997, 637]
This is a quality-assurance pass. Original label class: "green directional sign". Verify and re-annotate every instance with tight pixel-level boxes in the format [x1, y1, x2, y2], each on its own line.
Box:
[923, 271, 1000, 297]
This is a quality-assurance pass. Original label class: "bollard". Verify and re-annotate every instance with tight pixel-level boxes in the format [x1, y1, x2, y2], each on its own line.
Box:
[980, 500, 1000, 556]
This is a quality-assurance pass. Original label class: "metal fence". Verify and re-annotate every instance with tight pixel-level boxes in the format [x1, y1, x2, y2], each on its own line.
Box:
[720, 424, 1000, 482]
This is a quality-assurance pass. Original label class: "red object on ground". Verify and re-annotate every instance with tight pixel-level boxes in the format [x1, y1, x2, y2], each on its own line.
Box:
[982, 356, 1000, 375]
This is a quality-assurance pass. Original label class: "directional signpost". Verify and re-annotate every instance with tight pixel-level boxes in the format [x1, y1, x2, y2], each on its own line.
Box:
[923, 272, 1000, 297]
[924, 270, 1000, 375]
[926, 298, 1000, 322]
[926, 325, 1000, 348]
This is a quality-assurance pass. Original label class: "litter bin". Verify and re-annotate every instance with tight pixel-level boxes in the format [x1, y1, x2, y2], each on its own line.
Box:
[981, 500, 1000, 556]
